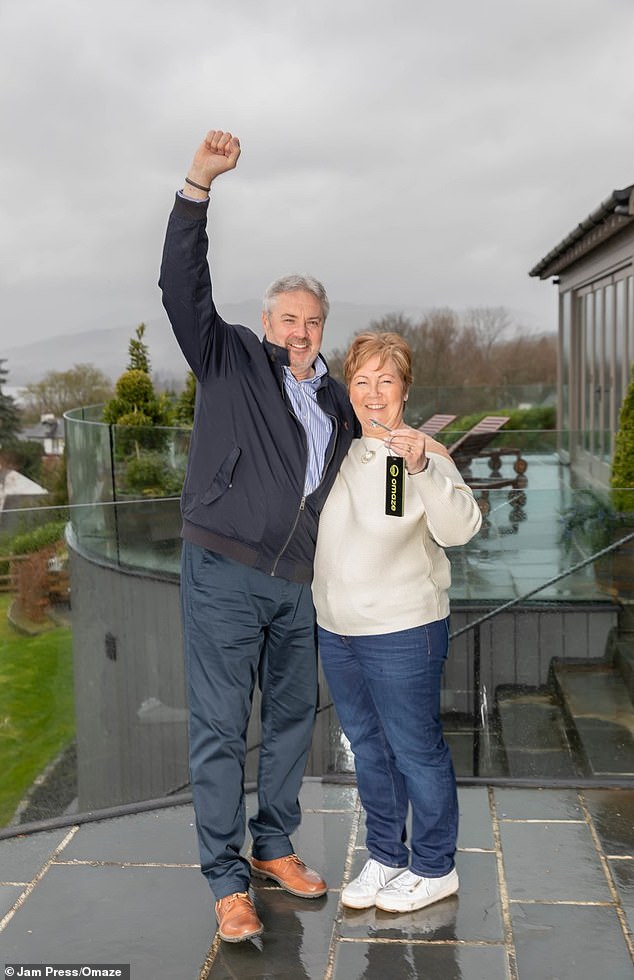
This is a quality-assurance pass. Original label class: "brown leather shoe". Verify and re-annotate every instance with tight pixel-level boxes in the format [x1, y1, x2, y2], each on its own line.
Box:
[250, 854, 327, 898]
[214, 891, 263, 943]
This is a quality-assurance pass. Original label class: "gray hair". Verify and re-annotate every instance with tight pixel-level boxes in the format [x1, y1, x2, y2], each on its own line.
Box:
[262, 274, 330, 320]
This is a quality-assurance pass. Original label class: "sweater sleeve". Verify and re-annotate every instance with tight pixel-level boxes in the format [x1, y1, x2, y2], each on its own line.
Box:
[158, 193, 231, 382]
[409, 452, 482, 547]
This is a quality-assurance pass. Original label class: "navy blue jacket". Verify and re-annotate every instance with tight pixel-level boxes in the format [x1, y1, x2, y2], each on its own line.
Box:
[159, 194, 355, 584]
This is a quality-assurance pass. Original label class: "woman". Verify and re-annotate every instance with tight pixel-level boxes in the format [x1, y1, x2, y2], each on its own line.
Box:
[312, 332, 482, 913]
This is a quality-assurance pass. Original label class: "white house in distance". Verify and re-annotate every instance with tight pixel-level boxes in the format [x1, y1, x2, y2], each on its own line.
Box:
[530, 184, 634, 490]
[19, 413, 65, 457]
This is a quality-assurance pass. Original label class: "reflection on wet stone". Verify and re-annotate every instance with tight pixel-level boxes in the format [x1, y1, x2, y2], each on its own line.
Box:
[333, 940, 508, 980]
[206, 889, 335, 980]
[342, 894, 459, 941]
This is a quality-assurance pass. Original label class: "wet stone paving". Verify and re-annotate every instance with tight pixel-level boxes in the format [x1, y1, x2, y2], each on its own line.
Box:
[1, 781, 633, 979]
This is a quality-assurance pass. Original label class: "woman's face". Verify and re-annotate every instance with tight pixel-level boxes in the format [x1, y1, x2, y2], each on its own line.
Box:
[348, 353, 408, 437]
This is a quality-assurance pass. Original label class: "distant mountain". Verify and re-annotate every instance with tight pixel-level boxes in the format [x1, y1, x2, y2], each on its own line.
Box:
[4, 300, 421, 388]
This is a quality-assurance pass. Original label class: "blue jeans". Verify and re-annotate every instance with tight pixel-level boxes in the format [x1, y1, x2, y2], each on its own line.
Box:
[318, 619, 457, 877]
[181, 542, 318, 900]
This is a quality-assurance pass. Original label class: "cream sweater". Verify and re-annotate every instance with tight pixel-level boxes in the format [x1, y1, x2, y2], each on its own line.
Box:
[312, 437, 482, 635]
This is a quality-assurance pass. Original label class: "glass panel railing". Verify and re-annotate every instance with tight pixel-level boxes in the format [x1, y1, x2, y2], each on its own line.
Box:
[65, 410, 189, 571]
[65, 410, 190, 505]
[405, 383, 556, 423]
[1, 480, 632, 836]
[65, 412, 567, 576]
[68, 497, 182, 573]
[64, 405, 116, 506]
[109, 425, 189, 501]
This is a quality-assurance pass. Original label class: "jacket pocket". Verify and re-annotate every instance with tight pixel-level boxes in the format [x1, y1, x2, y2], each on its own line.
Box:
[200, 446, 241, 506]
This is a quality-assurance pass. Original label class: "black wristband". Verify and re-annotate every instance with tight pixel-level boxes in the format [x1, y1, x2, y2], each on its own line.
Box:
[184, 176, 211, 192]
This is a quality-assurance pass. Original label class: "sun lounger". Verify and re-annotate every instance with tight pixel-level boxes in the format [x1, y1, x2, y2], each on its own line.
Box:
[447, 416, 511, 469]
[417, 414, 457, 436]
[446, 415, 529, 486]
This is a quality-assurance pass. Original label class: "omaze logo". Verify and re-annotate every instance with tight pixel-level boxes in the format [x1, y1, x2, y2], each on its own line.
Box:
[385, 457, 404, 516]
[389, 465, 399, 512]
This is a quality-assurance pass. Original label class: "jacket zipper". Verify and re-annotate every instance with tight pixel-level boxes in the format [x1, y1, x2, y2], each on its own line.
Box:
[271, 495, 306, 576]
[270, 412, 339, 576]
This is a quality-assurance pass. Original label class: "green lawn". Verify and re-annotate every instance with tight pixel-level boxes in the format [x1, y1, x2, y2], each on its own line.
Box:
[0, 595, 74, 826]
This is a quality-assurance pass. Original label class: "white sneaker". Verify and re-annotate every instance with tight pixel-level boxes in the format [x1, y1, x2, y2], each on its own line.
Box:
[341, 858, 404, 909]
[375, 867, 459, 912]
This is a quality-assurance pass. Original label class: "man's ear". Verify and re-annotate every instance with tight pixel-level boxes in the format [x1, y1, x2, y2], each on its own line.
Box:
[261, 311, 269, 335]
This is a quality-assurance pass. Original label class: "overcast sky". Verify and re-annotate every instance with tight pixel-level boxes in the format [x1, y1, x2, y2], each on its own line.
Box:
[2, 0, 634, 357]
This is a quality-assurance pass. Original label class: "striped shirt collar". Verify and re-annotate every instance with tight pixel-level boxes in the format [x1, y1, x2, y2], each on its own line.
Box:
[282, 354, 328, 389]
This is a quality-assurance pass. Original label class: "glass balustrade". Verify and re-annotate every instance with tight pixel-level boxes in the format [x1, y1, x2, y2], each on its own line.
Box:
[1, 421, 632, 834]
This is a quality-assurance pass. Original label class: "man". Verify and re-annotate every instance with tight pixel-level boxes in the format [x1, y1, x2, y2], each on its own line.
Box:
[159, 130, 355, 943]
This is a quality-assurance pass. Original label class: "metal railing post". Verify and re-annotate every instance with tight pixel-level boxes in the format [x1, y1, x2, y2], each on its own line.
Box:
[472, 624, 481, 777]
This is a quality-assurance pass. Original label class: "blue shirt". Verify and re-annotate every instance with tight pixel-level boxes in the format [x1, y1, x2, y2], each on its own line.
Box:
[283, 357, 333, 495]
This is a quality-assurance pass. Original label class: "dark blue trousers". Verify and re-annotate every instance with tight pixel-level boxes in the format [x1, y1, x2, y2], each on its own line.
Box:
[181, 541, 318, 900]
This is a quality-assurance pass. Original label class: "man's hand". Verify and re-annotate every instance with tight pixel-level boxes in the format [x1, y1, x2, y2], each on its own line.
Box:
[185, 130, 241, 198]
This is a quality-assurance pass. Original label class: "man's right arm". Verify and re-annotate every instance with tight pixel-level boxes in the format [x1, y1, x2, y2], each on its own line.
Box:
[158, 131, 242, 379]
[182, 129, 241, 199]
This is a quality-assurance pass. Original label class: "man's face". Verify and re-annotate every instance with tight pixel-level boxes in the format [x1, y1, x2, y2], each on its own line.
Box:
[262, 289, 325, 381]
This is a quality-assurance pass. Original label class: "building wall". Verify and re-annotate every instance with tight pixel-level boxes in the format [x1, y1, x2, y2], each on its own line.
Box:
[556, 224, 634, 488]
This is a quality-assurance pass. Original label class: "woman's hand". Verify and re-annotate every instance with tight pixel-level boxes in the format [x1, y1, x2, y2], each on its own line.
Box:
[383, 427, 451, 474]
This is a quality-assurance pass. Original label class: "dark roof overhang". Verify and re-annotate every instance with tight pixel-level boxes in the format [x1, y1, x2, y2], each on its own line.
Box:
[529, 184, 634, 280]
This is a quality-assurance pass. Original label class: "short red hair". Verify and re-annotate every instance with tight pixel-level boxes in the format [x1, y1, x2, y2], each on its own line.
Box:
[343, 332, 413, 389]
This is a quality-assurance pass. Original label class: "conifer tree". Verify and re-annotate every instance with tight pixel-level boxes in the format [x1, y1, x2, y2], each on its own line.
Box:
[611, 365, 634, 513]
[0, 359, 21, 449]
[127, 323, 151, 374]
[102, 325, 170, 457]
